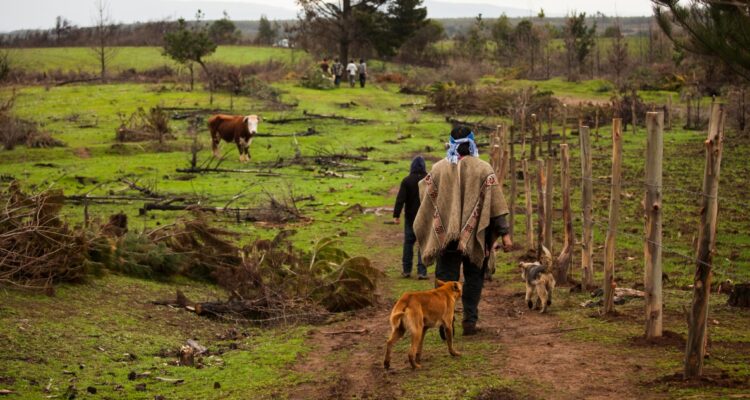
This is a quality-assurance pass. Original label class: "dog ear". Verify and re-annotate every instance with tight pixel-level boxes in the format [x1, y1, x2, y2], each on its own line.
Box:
[452, 282, 461, 292]
[436, 279, 446, 287]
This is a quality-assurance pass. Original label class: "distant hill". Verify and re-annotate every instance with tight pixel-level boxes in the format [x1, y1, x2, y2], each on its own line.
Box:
[425, 1, 531, 19]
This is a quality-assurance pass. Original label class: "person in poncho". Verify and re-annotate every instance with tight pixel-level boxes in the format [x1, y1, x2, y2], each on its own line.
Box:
[414, 126, 513, 335]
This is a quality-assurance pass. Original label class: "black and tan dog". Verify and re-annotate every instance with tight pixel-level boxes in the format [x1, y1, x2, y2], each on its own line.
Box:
[519, 246, 556, 313]
[383, 280, 462, 370]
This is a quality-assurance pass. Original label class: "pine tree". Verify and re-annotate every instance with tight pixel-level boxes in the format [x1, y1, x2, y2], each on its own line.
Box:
[654, 0, 750, 81]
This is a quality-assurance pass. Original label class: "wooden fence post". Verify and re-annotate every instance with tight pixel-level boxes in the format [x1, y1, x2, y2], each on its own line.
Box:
[562, 104, 568, 144]
[579, 126, 594, 289]
[509, 124, 516, 239]
[603, 118, 623, 314]
[547, 107, 553, 156]
[497, 124, 510, 188]
[684, 104, 725, 379]
[536, 159, 546, 258]
[645, 112, 664, 339]
[631, 89, 638, 135]
[555, 144, 573, 284]
[544, 157, 554, 253]
[509, 157, 517, 239]
[530, 114, 538, 161]
[523, 159, 534, 251]
[521, 109, 527, 158]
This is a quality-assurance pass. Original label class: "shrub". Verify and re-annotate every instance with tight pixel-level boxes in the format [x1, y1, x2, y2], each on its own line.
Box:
[299, 66, 334, 90]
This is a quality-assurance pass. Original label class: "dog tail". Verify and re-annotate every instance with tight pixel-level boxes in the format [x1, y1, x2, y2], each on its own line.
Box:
[390, 301, 408, 332]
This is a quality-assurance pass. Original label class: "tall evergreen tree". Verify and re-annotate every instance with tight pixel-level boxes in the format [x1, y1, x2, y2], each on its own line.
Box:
[654, 0, 750, 81]
[256, 15, 278, 45]
[564, 12, 596, 80]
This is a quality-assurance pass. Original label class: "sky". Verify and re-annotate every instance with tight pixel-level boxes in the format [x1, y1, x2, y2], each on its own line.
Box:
[0, 0, 656, 33]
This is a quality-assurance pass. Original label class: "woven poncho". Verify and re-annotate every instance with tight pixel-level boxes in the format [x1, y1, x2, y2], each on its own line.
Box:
[414, 156, 509, 267]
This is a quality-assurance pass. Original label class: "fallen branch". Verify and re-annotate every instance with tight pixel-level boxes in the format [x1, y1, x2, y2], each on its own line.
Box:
[267, 110, 369, 125]
[120, 178, 162, 198]
[321, 328, 368, 335]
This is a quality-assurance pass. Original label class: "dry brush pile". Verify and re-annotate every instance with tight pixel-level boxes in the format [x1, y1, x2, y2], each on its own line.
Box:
[1, 183, 383, 323]
[0, 92, 65, 150]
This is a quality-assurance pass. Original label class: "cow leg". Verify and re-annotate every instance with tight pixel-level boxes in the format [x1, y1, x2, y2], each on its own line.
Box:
[210, 132, 220, 157]
[235, 140, 245, 163]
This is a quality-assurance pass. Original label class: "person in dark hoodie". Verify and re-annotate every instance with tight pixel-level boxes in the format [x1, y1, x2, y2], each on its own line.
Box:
[393, 156, 428, 279]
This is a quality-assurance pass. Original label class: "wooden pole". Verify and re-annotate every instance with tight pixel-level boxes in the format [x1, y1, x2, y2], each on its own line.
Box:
[544, 157, 553, 254]
[523, 159, 534, 251]
[644, 112, 664, 339]
[562, 104, 568, 144]
[530, 114, 538, 161]
[579, 126, 594, 288]
[509, 157, 517, 239]
[521, 109, 527, 158]
[603, 118, 623, 314]
[536, 159, 546, 258]
[684, 104, 725, 379]
[631, 89, 638, 135]
[547, 107, 553, 156]
[555, 144, 573, 285]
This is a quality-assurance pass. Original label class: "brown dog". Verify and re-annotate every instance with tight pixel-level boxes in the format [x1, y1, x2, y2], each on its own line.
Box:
[383, 280, 463, 370]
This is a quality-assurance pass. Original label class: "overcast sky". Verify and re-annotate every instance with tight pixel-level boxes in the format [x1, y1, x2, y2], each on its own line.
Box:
[0, 0, 655, 32]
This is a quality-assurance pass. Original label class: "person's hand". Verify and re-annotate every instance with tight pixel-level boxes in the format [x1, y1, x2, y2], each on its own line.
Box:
[393, 217, 400, 225]
[501, 234, 513, 252]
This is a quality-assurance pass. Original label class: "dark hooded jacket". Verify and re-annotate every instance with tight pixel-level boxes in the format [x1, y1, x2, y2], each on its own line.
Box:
[394, 156, 427, 224]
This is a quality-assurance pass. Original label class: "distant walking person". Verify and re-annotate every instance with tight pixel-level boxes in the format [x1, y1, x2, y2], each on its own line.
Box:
[358, 58, 367, 88]
[346, 59, 358, 88]
[394, 156, 428, 279]
[332, 58, 344, 87]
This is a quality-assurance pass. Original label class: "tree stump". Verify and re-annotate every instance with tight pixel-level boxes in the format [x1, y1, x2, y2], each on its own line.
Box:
[728, 283, 750, 307]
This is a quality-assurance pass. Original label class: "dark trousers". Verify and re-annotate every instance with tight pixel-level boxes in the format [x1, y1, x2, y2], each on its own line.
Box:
[334, 75, 341, 87]
[435, 246, 485, 324]
[359, 74, 366, 88]
[402, 222, 426, 276]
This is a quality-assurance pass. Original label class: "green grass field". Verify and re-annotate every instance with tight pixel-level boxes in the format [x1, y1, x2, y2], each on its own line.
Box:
[1, 47, 749, 399]
[8, 46, 309, 74]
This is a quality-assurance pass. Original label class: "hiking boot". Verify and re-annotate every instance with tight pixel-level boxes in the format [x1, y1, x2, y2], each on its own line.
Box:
[462, 321, 481, 336]
[400, 272, 412, 278]
[417, 274, 428, 280]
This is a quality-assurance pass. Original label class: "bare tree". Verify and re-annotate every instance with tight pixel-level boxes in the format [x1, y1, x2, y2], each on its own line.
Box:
[90, 0, 118, 80]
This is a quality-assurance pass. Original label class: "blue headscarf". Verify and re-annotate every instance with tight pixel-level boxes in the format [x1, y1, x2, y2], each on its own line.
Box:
[446, 131, 479, 164]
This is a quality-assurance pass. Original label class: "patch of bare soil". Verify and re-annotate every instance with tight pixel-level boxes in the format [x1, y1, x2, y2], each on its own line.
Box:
[629, 330, 686, 351]
[650, 371, 750, 390]
[473, 387, 536, 400]
[289, 220, 667, 399]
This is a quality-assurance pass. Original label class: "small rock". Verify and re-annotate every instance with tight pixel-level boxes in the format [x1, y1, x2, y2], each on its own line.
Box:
[86, 386, 97, 394]
[135, 383, 147, 391]
[128, 371, 137, 381]
[214, 382, 221, 389]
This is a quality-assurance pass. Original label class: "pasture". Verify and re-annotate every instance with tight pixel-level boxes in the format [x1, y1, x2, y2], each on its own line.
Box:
[1, 45, 749, 399]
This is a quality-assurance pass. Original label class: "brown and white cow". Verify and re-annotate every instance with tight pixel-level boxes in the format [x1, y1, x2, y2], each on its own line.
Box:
[207, 114, 261, 163]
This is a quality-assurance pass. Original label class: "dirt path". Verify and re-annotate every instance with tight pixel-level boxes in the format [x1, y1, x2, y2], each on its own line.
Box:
[289, 222, 664, 400]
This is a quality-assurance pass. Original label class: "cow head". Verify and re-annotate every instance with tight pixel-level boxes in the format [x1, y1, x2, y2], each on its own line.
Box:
[242, 115, 260, 135]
